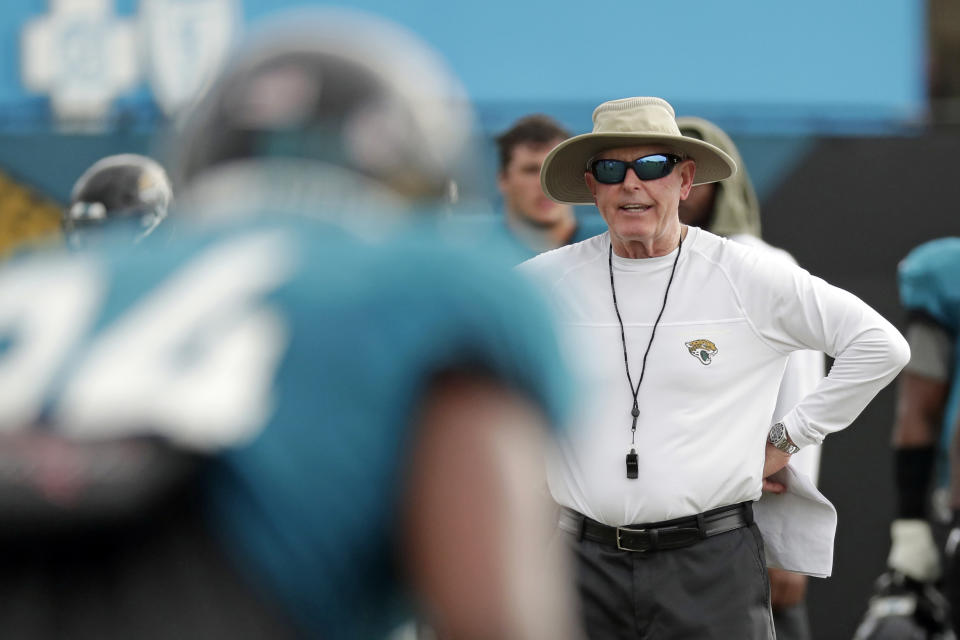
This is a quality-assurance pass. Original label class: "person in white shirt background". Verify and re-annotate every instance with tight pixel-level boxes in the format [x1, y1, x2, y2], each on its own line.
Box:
[675, 115, 824, 640]
[520, 96, 910, 640]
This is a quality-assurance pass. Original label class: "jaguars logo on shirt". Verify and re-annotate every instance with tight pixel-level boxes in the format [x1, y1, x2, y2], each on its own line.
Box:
[685, 339, 718, 365]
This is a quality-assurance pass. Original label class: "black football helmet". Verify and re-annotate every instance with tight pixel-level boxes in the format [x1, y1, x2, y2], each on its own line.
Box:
[65, 154, 172, 247]
[170, 8, 476, 220]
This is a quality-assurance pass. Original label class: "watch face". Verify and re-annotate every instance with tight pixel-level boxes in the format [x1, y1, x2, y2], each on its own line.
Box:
[770, 423, 785, 443]
[769, 423, 797, 453]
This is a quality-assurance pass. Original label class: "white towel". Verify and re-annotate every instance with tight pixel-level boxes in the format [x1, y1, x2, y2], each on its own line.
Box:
[754, 463, 837, 578]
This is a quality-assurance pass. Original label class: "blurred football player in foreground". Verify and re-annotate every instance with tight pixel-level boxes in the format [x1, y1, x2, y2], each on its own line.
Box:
[0, 10, 579, 639]
[63, 153, 172, 248]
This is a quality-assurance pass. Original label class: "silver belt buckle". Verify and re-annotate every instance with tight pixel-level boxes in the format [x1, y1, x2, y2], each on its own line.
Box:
[616, 527, 647, 552]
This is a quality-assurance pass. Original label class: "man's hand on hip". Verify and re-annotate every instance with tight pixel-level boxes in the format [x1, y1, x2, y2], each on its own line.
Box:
[762, 442, 791, 494]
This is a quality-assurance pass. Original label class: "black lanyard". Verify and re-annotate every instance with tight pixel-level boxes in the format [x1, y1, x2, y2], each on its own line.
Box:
[608, 230, 683, 478]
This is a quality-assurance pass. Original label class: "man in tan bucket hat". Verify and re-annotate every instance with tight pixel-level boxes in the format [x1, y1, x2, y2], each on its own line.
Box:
[519, 97, 910, 638]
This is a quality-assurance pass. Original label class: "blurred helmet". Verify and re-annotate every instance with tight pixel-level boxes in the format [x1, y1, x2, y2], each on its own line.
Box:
[65, 154, 172, 247]
[172, 8, 476, 220]
[853, 571, 955, 640]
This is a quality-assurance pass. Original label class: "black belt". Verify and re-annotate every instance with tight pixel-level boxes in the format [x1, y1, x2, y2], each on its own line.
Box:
[565, 501, 754, 553]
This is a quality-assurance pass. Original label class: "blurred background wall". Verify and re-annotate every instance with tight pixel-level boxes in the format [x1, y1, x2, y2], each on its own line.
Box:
[1, 1, 956, 637]
[0, 0, 927, 205]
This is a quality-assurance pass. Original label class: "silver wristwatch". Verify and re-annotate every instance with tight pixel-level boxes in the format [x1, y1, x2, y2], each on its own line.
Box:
[767, 422, 799, 455]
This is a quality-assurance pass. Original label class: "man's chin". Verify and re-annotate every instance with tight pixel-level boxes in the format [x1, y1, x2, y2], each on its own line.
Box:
[609, 222, 659, 243]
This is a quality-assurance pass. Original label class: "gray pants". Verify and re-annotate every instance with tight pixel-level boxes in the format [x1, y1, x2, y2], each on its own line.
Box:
[566, 522, 775, 639]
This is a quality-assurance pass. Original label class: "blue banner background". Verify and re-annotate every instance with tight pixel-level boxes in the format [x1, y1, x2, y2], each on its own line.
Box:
[3, 0, 927, 134]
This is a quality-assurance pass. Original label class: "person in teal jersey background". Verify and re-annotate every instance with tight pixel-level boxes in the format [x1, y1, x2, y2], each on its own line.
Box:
[494, 114, 607, 258]
[860, 238, 960, 637]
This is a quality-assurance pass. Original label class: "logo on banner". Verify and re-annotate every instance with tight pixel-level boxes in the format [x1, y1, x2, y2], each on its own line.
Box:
[21, 0, 238, 128]
[21, 0, 138, 126]
[140, 0, 238, 116]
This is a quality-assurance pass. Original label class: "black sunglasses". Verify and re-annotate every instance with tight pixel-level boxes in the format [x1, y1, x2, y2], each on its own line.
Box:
[589, 153, 683, 184]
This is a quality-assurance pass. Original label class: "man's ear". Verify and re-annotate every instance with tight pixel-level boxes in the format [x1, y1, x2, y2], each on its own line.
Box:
[584, 171, 599, 202]
[678, 160, 697, 199]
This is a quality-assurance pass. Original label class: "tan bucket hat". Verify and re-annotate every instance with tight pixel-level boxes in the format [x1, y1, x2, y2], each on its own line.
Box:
[540, 97, 737, 205]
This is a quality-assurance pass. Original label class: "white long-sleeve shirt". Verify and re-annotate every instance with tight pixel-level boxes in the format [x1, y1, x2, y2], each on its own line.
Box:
[520, 227, 909, 528]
